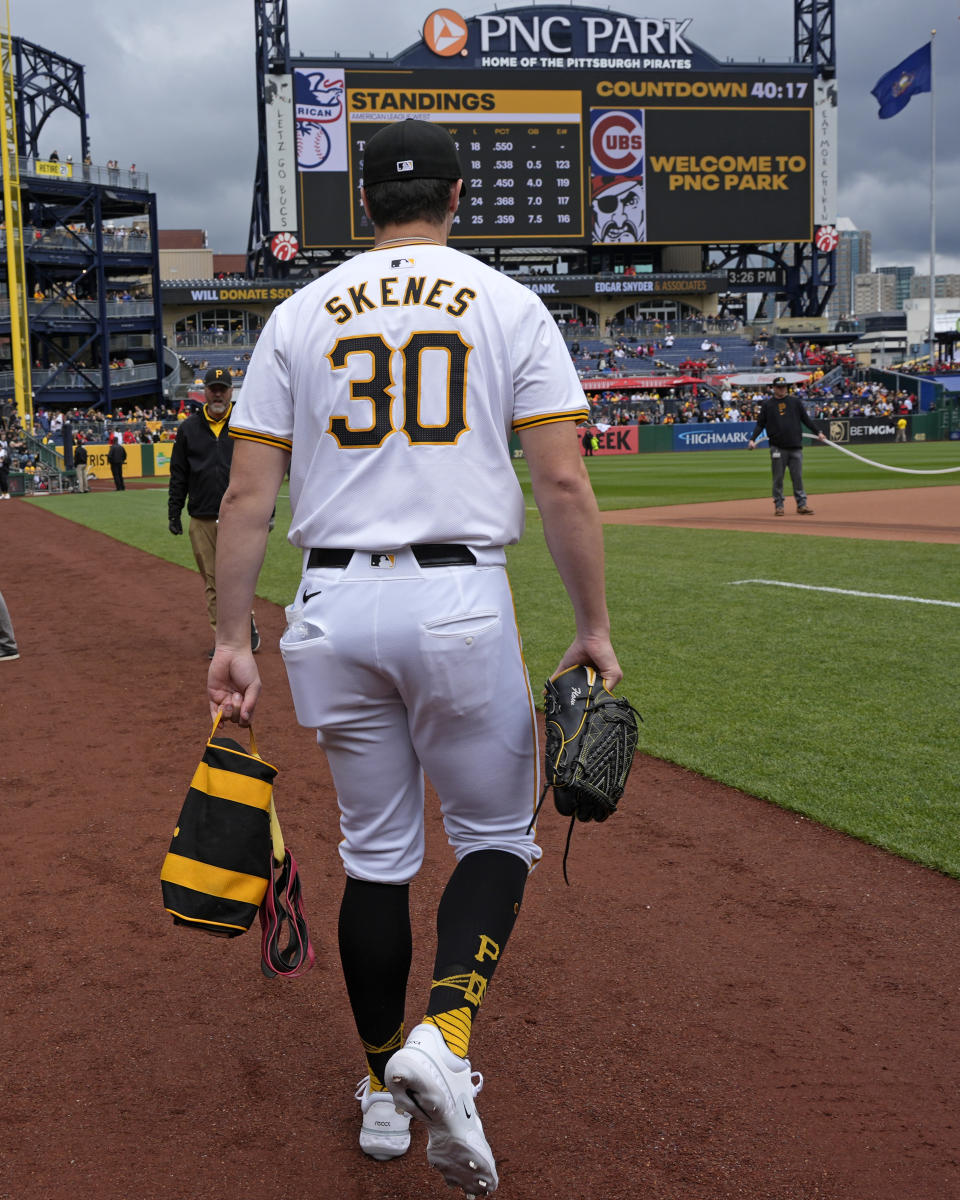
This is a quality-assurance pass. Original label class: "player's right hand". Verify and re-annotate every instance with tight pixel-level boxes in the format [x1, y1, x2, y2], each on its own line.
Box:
[208, 648, 261, 727]
[168, 517, 183, 535]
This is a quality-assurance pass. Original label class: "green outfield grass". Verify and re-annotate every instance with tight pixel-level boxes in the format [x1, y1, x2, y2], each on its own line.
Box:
[565, 440, 960, 509]
[26, 445, 960, 876]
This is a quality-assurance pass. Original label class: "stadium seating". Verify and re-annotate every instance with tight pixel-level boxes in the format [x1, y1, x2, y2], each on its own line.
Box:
[572, 332, 760, 374]
[180, 348, 248, 382]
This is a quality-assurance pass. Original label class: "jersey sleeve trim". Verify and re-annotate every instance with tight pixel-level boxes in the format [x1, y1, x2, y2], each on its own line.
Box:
[512, 408, 590, 432]
[229, 426, 293, 451]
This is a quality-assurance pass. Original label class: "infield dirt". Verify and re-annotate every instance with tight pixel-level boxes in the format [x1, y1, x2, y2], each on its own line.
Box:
[3, 497, 959, 1200]
[602, 484, 960, 543]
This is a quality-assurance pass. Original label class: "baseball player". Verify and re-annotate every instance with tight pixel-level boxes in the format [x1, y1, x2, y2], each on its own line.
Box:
[748, 376, 826, 515]
[207, 119, 621, 1196]
[168, 367, 260, 656]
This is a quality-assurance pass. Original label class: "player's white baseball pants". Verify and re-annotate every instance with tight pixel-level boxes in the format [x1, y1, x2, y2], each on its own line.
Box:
[280, 545, 542, 883]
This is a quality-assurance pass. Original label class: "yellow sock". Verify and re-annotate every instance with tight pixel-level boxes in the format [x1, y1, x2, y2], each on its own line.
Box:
[424, 1007, 473, 1059]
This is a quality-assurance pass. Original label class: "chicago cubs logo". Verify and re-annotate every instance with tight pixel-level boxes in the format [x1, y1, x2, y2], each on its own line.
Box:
[271, 232, 299, 261]
[590, 110, 644, 175]
[424, 8, 469, 56]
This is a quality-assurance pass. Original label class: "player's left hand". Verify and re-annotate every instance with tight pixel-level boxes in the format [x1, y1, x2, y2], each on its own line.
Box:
[208, 648, 261, 726]
[554, 633, 622, 692]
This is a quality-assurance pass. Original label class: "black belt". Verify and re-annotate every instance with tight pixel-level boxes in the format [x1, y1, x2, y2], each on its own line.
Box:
[308, 543, 476, 569]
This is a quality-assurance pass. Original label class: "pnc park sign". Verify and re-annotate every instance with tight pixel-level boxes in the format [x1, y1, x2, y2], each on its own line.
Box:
[422, 6, 700, 69]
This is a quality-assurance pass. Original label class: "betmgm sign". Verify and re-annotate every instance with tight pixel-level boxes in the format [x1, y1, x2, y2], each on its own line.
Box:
[262, 5, 836, 254]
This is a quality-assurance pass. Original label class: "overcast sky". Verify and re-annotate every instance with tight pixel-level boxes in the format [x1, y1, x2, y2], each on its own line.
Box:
[16, 0, 960, 273]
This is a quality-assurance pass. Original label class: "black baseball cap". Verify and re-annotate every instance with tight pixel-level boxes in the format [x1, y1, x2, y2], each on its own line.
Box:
[204, 367, 233, 388]
[362, 119, 467, 194]
[771, 376, 788, 386]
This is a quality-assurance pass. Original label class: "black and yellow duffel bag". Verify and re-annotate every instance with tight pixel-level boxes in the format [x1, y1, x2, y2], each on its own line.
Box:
[161, 714, 276, 936]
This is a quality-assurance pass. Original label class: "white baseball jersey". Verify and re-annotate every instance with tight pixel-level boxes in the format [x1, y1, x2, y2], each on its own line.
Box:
[231, 239, 588, 550]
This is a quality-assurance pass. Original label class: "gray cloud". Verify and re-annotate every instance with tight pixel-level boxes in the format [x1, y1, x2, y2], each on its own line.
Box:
[16, 0, 960, 271]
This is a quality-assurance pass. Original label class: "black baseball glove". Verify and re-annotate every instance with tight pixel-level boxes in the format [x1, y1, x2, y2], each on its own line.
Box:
[168, 515, 183, 535]
[529, 665, 641, 882]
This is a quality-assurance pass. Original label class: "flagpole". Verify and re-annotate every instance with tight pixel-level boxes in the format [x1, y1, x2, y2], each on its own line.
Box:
[928, 29, 936, 370]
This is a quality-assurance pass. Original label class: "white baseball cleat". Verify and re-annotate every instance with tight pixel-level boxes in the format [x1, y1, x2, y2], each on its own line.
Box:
[385, 1022, 499, 1195]
[355, 1076, 412, 1160]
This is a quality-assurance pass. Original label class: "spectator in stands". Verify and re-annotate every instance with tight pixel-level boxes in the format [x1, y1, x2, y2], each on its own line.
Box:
[107, 435, 127, 490]
[167, 367, 261, 658]
[0, 589, 19, 662]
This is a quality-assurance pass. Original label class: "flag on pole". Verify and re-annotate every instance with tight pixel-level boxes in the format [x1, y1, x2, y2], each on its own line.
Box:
[871, 43, 932, 119]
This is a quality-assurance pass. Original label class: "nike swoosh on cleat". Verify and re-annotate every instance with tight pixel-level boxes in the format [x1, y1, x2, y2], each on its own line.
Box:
[303, 589, 322, 602]
[462, 1101, 474, 1120]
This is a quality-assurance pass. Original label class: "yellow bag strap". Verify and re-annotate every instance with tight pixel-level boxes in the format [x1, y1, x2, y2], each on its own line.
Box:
[208, 712, 285, 864]
[269, 795, 286, 865]
[209, 710, 259, 758]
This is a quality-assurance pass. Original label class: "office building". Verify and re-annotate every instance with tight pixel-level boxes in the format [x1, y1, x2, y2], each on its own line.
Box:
[875, 265, 915, 309]
[910, 274, 960, 300]
[825, 218, 871, 322]
[854, 272, 895, 314]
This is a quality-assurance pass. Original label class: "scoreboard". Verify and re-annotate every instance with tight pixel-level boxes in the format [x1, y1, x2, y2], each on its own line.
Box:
[260, 6, 834, 257]
[289, 66, 815, 251]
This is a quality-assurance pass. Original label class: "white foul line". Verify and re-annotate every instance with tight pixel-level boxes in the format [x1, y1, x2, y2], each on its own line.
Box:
[729, 579, 960, 608]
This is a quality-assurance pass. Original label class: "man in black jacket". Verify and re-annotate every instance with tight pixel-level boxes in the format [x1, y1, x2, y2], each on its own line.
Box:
[168, 367, 260, 655]
[106, 436, 127, 490]
[748, 376, 826, 516]
[73, 437, 90, 492]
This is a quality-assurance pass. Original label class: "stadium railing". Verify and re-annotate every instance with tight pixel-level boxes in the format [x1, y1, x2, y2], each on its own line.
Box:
[18, 157, 148, 190]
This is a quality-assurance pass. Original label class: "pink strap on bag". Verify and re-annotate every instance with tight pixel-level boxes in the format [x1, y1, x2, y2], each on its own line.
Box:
[259, 796, 315, 979]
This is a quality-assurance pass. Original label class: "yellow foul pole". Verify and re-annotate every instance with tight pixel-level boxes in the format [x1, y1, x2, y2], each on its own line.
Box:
[0, 0, 32, 428]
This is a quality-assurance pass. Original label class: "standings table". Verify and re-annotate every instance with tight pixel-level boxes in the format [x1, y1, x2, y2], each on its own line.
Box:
[348, 94, 586, 242]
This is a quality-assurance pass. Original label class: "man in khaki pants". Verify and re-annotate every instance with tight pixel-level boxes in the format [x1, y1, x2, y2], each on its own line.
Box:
[73, 437, 90, 492]
[168, 367, 260, 657]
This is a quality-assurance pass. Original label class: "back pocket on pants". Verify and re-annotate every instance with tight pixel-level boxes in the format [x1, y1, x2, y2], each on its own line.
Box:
[420, 610, 501, 716]
[280, 626, 329, 728]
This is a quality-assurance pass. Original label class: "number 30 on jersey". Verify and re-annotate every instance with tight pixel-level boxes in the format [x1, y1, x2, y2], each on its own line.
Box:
[327, 332, 471, 448]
